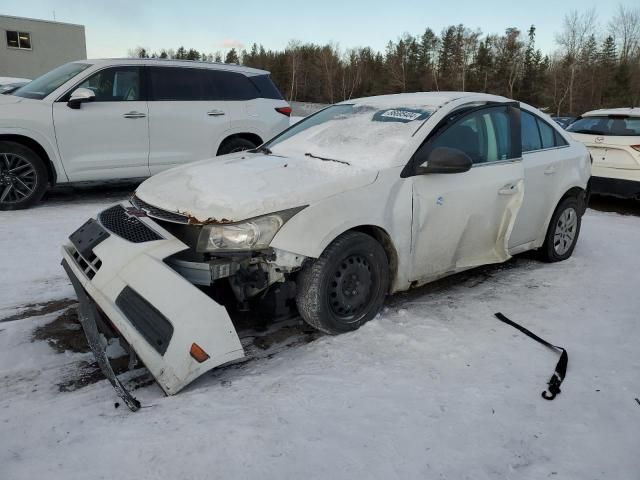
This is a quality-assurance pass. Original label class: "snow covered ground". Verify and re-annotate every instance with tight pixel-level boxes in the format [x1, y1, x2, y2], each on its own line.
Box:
[1, 192, 639, 479]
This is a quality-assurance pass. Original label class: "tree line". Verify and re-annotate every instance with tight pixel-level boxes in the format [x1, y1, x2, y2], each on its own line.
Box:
[130, 4, 640, 116]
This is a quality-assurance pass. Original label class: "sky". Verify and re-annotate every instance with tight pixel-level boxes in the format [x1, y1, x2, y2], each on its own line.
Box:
[2, 0, 621, 58]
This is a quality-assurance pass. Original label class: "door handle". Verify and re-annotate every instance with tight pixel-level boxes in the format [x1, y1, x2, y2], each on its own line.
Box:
[123, 111, 146, 119]
[207, 110, 226, 116]
[544, 166, 557, 175]
[498, 183, 519, 195]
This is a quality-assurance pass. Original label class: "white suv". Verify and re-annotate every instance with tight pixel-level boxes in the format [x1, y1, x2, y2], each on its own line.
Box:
[0, 59, 291, 210]
[567, 108, 640, 199]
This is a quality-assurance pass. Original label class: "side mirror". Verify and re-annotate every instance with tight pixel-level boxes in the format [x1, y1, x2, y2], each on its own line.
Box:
[67, 88, 95, 109]
[415, 146, 473, 174]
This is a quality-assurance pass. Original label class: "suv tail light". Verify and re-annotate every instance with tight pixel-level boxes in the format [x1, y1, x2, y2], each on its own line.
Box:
[631, 145, 640, 152]
[275, 106, 292, 117]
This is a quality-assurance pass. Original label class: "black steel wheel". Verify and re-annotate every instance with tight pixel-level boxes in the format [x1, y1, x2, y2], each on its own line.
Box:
[0, 141, 48, 210]
[296, 231, 389, 334]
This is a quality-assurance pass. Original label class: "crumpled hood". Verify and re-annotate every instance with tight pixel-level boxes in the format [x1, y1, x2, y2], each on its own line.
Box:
[136, 153, 379, 223]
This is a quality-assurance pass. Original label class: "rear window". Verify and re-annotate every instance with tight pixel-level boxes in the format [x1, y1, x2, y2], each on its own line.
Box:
[204, 70, 260, 100]
[149, 67, 269, 101]
[248, 74, 284, 100]
[568, 116, 640, 136]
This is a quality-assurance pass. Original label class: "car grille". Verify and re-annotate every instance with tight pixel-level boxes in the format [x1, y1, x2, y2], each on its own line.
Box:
[98, 204, 163, 243]
[131, 195, 189, 224]
[70, 247, 102, 280]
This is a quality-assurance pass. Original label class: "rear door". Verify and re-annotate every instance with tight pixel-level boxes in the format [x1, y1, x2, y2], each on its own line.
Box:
[52, 66, 150, 181]
[147, 67, 231, 174]
[508, 110, 568, 248]
[410, 104, 524, 281]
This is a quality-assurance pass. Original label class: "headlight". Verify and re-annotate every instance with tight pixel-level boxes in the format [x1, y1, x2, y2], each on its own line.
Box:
[196, 207, 305, 252]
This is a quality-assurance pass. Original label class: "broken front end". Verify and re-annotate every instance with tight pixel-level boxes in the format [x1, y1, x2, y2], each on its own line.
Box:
[61, 197, 307, 410]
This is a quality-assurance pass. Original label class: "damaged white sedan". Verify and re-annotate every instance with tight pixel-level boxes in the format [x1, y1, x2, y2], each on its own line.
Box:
[61, 92, 591, 409]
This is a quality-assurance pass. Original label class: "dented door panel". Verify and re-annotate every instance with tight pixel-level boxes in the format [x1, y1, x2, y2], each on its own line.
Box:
[410, 160, 524, 282]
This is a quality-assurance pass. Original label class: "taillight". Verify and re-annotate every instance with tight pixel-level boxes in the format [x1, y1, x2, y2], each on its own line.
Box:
[631, 145, 640, 152]
[275, 106, 292, 117]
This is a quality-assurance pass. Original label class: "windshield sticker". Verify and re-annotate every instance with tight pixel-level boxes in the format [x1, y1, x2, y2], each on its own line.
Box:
[373, 108, 432, 123]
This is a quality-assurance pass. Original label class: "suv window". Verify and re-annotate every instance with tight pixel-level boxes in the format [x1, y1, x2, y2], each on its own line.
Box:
[567, 116, 640, 136]
[203, 70, 260, 100]
[522, 111, 542, 152]
[149, 67, 204, 101]
[77, 67, 143, 101]
[429, 107, 514, 164]
[248, 74, 284, 100]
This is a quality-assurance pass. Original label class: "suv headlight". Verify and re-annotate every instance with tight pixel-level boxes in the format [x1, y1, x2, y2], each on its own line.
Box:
[196, 207, 305, 252]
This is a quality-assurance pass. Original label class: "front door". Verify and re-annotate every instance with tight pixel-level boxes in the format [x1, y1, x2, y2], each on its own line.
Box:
[52, 66, 150, 181]
[410, 104, 524, 282]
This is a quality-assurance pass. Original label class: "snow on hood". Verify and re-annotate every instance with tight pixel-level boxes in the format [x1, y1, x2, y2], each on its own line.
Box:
[135, 152, 379, 223]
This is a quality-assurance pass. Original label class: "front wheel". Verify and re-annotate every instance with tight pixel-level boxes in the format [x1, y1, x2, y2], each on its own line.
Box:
[0, 141, 48, 211]
[296, 231, 389, 335]
[539, 196, 582, 262]
[217, 138, 257, 155]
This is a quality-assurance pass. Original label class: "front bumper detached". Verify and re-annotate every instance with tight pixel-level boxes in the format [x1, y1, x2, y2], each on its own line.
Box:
[61, 201, 245, 410]
[62, 259, 142, 411]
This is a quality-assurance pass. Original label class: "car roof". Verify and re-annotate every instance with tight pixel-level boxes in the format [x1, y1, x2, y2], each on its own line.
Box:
[81, 58, 269, 76]
[340, 91, 512, 108]
[581, 107, 640, 118]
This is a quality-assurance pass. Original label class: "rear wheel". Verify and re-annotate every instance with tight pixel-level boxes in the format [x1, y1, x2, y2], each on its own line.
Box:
[0, 141, 48, 210]
[217, 138, 257, 155]
[539, 196, 582, 262]
[296, 231, 389, 334]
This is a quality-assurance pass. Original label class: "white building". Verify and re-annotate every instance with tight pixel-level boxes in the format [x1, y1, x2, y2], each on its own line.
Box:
[0, 15, 86, 79]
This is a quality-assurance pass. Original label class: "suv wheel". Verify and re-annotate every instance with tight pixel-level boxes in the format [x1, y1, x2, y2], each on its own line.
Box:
[0, 141, 48, 211]
[539, 196, 582, 262]
[296, 231, 389, 334]
[218, 138, 257, 155]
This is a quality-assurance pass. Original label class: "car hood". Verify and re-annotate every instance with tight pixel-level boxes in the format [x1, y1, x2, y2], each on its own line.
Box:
[0, 94, 22, 105]
[135, 152, 379, 223]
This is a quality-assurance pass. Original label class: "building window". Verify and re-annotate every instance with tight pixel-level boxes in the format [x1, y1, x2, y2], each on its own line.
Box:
[6, 31, 32, 49]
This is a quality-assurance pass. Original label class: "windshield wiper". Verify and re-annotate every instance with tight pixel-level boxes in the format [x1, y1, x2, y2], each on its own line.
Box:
[571, 129, 606, 135]
[251, 145, 272, 155]
[305, 152, 350, 166]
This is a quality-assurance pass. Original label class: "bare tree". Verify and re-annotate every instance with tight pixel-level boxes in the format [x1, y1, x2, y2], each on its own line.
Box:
[555, 8, 597, 113]
[609, 4, 640, 62]
[286, 40, 301, 102]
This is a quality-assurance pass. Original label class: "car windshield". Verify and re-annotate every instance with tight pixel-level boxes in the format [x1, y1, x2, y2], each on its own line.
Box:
[264, 104, 435, 168]
[567, 116, 640, 136]
[13, 62, 92, 100]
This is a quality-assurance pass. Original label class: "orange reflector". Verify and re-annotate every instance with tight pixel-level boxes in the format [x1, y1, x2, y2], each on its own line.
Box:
[190, 343, 210, 363]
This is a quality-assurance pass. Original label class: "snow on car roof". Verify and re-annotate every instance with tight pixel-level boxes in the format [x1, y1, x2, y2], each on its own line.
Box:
[342, 91, 511, 109]
[581, 107, 640, 117]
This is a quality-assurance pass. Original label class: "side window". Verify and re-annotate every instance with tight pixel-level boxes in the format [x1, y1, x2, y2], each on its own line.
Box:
[521, 111, 542, 152]
[77, 67, 142, 101]
[429, 107, 514, 164]
[149, 67, 205, 101]
[205, 70, 259, 100]
[537, 119, 556, 149]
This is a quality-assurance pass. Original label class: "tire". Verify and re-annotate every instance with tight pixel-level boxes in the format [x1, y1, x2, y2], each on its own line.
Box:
[217, 137, 257, 155]
[296, 231, 389, 335]
[0, 141, 48, 211]
[539, 196, 582, 262]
